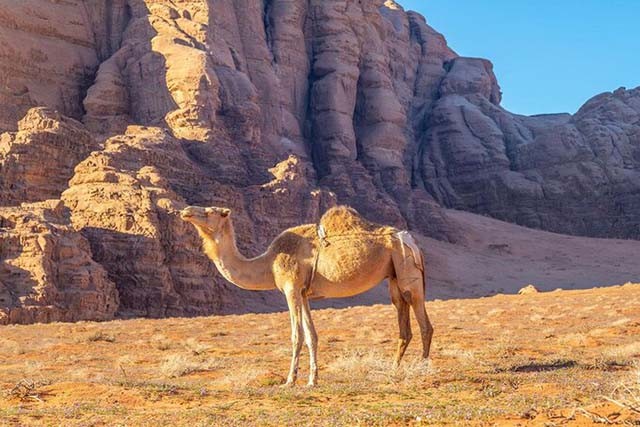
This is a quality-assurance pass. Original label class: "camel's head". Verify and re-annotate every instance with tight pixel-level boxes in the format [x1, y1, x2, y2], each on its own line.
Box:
[180, 205, 231, 231]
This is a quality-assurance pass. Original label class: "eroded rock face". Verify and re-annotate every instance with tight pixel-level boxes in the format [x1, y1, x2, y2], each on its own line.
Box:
[421, 82, 640, 238]
[0, 0, 639, 323]
[0, 108, 98, 205]
[0, 200, 118, 324]
[0, 1, 100, 131]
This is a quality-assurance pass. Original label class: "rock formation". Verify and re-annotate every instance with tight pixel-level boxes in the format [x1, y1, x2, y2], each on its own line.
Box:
[0, 0, 638, 323]
[0, 200, 118, 324]
[0, 108, 98, 205]
[421, 73, 640, 238]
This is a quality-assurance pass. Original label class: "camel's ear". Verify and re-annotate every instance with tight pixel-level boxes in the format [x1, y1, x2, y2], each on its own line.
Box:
[220, 208, 231, 218]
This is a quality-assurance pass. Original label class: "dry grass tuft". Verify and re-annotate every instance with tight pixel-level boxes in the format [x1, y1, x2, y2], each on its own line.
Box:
[0, 338, 25, 355]
[5, 379, 50, 402]
[150, 334, 172, 351]
[85, 331, 116, 343]
[217, 366, 269, 389]
[603, 342, 640, 360]
[440, 347, 477, 363]
[160, 355, 198, 378]
[609, 317, 632, 327]
[327, 349, 435, 385]
[159, 354, 220, 378]
[592, 342, 640, 370]
[608, 363, 640, 415]
[558, 332, 589, 346]
[184, 338, 209, 356]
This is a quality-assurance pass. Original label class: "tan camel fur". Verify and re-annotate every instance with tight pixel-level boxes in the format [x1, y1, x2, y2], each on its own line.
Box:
[180, 205, 434, 386]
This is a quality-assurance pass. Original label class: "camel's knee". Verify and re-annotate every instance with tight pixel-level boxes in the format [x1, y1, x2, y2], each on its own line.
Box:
[421, 325, 433, 341]
[401, 290, 413, 304]
[396, 277, 423, 302]
[304, 330, 317, 348]
[291, 330, 303, 348]
[400, 329, 412, 342]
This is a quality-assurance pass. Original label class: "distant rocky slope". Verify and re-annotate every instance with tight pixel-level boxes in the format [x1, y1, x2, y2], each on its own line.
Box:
[422, 79, 640, 238]
[0, 0, 638, 323]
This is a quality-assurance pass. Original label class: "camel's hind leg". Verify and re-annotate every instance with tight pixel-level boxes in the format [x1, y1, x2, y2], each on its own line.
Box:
[389, 277, 412, 367]
[283, 286, 304, 386]
[410, 287, 434, 359]
[392, 251, 434, 360]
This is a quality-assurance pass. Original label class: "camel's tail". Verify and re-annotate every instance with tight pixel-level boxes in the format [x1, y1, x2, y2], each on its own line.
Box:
[395, 231, 424, 271]
[395, 231, 427, 292]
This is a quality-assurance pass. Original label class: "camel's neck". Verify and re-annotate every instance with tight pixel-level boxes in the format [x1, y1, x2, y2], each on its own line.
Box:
[194, 220, 276, 291]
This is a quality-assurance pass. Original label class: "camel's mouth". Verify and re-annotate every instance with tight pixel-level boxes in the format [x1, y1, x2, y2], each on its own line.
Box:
[180, 208, 205, 220]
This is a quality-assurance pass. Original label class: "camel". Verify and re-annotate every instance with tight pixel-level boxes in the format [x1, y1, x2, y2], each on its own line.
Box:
[180, 205, 433, 386]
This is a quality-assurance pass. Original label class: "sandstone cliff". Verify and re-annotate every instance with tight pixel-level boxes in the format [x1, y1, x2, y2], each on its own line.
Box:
[0, 0, 638, 323]
[0, 200, 118, 324]
[421, 73, 640, 238]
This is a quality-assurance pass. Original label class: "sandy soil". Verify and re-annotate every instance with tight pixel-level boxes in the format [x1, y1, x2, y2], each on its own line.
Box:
[1, 283, 639, 426]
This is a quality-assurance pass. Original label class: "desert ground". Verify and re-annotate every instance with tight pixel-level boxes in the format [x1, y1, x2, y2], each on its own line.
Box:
[1, 284, 639, 426]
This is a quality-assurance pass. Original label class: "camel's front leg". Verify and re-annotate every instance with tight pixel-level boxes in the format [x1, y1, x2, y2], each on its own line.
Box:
[301, 296, 318, 386]
[284, 287, 303, 386]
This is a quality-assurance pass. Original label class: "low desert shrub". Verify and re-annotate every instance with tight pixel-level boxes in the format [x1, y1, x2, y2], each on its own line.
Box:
[592, 342, 640, 370]
[160, 354, 220, 378]
[184, 338, 209, 356]
[326, 349, 435, 385]
[5, 378, 50, 402]
[85, 331, 116, 343]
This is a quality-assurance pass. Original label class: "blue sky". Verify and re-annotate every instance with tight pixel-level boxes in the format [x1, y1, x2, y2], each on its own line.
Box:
[400, 0, 640, 116]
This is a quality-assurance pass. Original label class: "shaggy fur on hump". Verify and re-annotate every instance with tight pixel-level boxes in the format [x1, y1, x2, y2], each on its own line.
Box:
[319, 206, 397, 236]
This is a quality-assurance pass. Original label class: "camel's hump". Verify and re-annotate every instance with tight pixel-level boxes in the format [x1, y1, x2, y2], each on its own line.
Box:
[319, 206, 391, 235]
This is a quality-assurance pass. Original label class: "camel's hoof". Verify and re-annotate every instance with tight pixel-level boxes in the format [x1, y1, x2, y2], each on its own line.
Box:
[280, 381, 295, 388]
[305, 381, 317, 388]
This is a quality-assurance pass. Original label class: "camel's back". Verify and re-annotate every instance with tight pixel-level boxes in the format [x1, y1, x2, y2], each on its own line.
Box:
[266, 206, 397, 263]
[319, 206, 396, 238]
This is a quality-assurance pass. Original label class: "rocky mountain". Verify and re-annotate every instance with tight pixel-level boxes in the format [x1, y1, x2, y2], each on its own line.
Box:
[0, 0, 638, 324]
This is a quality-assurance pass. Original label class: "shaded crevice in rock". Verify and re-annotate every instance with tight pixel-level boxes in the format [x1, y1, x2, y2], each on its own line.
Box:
[77, 0, 132, 120]
[84, 0, 132, 61]
[263, 0, 276, 65]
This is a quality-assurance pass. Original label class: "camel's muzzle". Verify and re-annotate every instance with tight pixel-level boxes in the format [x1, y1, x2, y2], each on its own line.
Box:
[180, 207, 205, 220]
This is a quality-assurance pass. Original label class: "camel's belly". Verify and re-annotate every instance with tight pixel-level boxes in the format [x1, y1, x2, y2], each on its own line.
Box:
[310, 276, 388, 299]
[310, 244, 392, 298]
